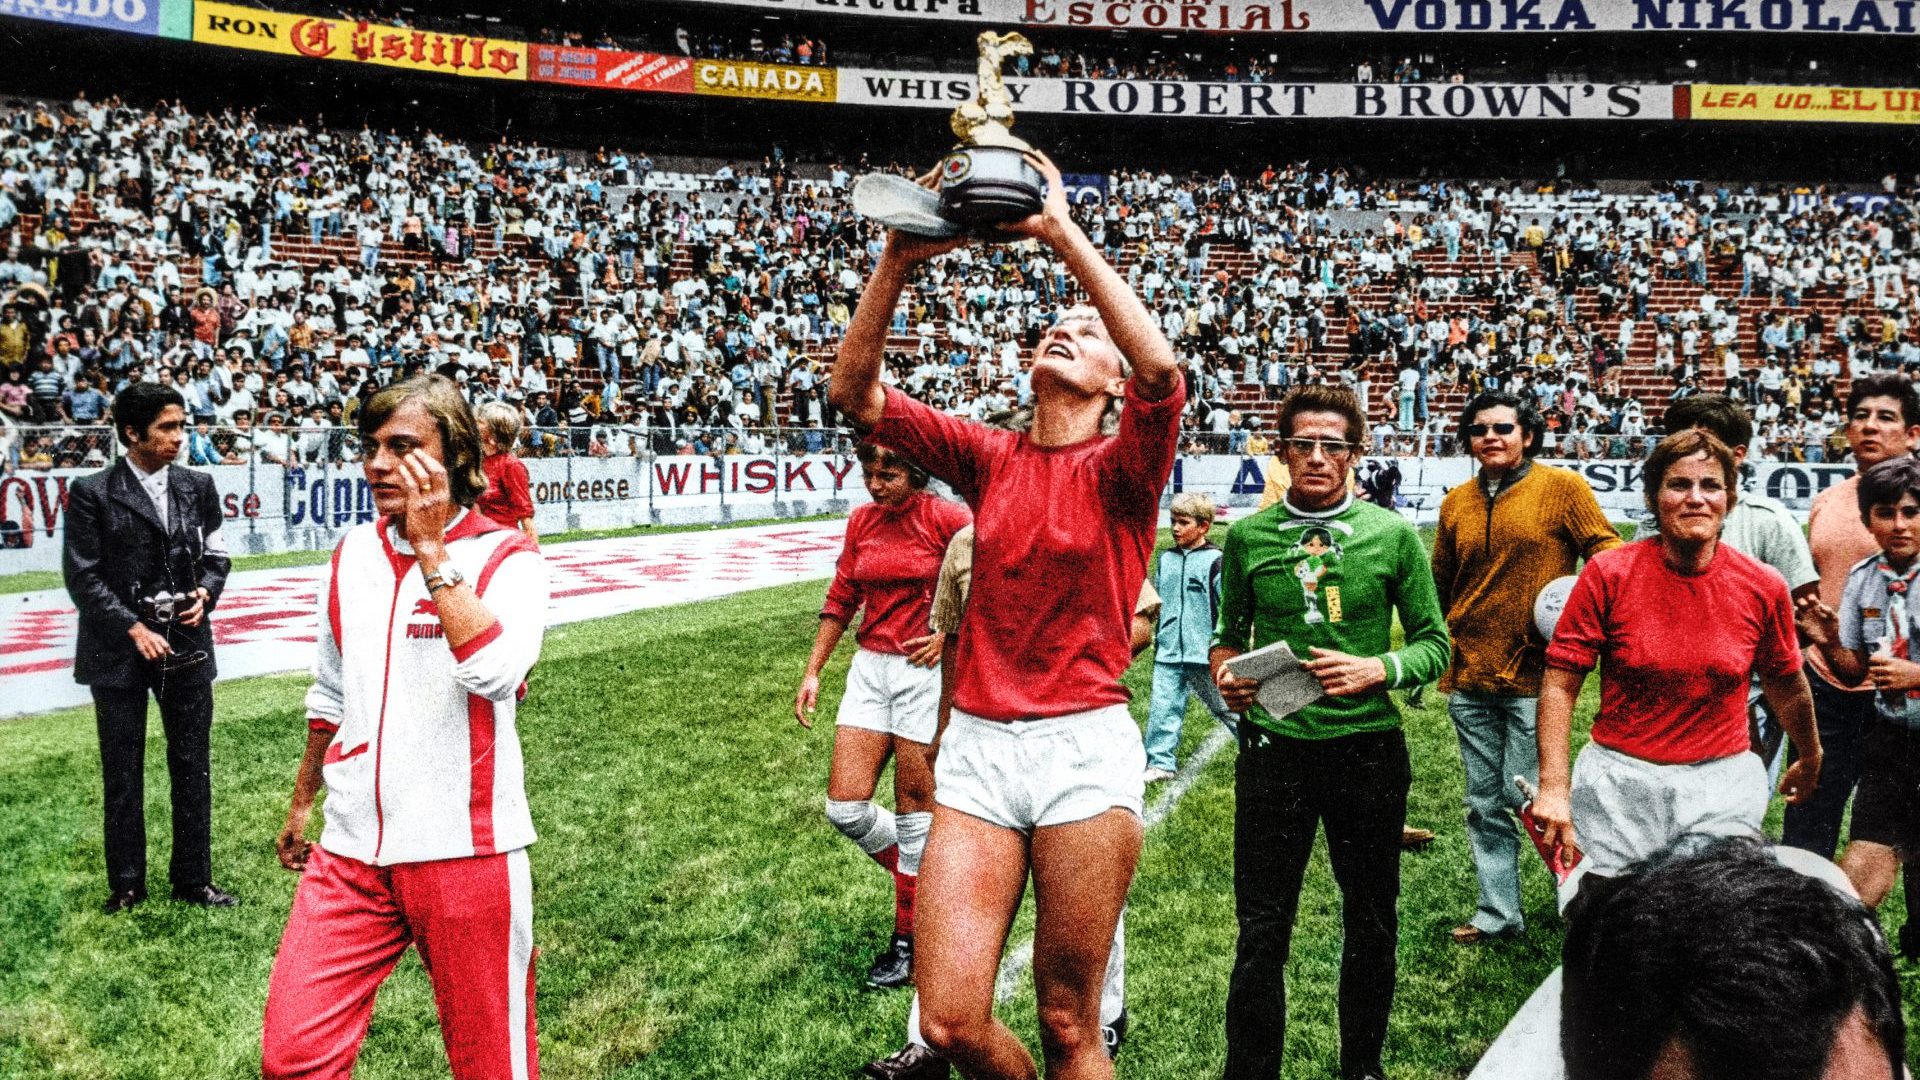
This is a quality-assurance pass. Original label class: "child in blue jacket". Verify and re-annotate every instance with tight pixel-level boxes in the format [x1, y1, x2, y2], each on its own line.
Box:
[1144, 492, 1238, 781]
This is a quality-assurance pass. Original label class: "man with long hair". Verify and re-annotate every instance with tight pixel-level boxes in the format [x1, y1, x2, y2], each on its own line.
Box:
[263, 375, 550, 1079]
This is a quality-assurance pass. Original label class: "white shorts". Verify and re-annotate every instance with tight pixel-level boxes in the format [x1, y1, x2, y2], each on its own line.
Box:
[1563, 742, 1767, 901]
[935, 705, 1146, 832]
[835, 647, 939, 744]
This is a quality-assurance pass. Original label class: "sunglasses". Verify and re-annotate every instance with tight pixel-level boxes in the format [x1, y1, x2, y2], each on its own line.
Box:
[1281, 437, 1356, 458]
[1467, 422, 1519, 437]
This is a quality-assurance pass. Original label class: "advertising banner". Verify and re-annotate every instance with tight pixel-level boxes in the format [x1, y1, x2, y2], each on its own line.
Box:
[668, 0, 1920, 33]
[1060, 172, 1108, 205]
[5, 453, 1847, 574]
[0, 0, 170, 35]
[1683, 83, 1920, 123]
[1168, 454, 1849, 520]
[0, 453, 868, 572]
[692, 58, 838, 102]
[529, 46, 694, 93]
[192, 1, 528, 80]
[838, 71, 1672, 120]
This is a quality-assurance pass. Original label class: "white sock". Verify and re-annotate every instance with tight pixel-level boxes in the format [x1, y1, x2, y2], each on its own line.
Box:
[896, 812, 932, 877]
[907, 994, 927, 1047]
[825, 798, 897, 856]
[1102, 911, 1126, 1026]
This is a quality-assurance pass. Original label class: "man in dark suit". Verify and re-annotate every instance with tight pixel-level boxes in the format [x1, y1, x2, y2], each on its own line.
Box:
[64, 381, 235, 913]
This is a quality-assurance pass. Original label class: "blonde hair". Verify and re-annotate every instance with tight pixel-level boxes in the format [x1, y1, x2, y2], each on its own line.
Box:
[1011, 306, 1131, 435]
[357, 375, 489, 507]
[1171, 492, 1216, 523]
[476, 401, 523, 451]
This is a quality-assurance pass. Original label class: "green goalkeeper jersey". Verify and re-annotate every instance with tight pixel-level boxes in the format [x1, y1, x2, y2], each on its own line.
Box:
[1214, 494, 1450, 740]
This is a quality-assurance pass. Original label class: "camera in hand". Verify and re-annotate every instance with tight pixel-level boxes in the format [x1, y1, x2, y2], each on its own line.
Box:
[142, 589, 185, 623]
[139, 585, 209, 673]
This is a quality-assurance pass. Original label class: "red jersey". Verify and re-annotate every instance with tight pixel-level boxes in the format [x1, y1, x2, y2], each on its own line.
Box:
[1546, 538, 1801, 765]
[477, 453, 534, 531]
[822, 490, 972, 655]
[868, 380, 1184, 720]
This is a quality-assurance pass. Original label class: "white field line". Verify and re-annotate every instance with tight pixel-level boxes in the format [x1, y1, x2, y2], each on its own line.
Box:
[993, 723, 1236, 1003]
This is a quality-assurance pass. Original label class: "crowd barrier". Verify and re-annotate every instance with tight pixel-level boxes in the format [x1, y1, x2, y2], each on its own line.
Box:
[1, 424, 1857, 575]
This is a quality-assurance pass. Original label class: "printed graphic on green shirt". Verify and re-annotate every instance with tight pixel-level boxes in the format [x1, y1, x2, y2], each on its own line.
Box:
[1290, 527, 1343, 625]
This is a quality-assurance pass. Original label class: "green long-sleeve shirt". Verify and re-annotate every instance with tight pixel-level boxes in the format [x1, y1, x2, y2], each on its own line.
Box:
[1214, 495, 1450, 740]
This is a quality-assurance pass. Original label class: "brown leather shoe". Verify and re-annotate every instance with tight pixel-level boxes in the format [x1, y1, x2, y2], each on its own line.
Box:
[860, 1043, 950, 1080]
[1451, 923, 1518, 945]
[1401, 826, 1436, 849]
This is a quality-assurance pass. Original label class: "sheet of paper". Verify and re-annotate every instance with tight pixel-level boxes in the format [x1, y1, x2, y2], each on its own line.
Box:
[1224, 640, 1325, 720]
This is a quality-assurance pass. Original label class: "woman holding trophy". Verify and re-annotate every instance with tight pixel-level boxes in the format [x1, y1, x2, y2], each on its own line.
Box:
[831, 114, 1183, 1080]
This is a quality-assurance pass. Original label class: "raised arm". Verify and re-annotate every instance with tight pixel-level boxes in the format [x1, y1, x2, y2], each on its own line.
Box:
[830, 225, 963, 429]
[1004, 154, 1178, 401]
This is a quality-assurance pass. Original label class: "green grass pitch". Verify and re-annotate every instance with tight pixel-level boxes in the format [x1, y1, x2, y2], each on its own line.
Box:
[2, 562, 1914, 1077]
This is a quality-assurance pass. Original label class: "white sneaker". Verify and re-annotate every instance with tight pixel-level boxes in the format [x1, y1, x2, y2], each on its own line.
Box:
[1142, 767, 1176, 783]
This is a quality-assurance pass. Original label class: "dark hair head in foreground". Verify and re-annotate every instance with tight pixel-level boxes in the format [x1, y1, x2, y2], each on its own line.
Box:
[1562, 837, 1904, 1080]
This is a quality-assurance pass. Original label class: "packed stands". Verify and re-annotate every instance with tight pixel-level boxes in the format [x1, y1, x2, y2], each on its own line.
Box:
[0, 93, 1914, 472]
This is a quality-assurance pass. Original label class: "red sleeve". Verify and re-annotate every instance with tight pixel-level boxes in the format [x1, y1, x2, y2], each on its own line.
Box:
[934, 493, 973, 542]
[505, 458, 534, 521]
[1752, 569, 1804, 679]
[821, 509, 864, 624]
[867, 387, 995, 506]
[1099, 376, 1187, 525]
[1544, 558, 1608, 673]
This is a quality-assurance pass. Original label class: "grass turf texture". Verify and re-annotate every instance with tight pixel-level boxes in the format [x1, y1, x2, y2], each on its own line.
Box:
[2, 528, 1906, 1079]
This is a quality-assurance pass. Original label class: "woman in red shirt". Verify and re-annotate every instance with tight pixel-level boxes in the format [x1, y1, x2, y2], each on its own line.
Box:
[796, 443, 971, 989]
[1533, 429, 1822, 903]
[474, 402, 537, 544]
[829, 152, 1182, 1079]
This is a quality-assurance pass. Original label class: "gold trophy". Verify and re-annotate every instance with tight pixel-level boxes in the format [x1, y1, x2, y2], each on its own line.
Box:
[937, 31, 1047, 227]
[851, 32, 1047, 238]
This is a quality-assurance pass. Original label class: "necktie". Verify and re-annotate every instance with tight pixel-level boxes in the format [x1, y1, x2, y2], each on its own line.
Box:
[1877, 559, 1920, 702]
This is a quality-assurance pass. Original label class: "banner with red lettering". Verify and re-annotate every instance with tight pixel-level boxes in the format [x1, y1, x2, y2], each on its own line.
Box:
[529, 46, 694, 93]
[1680, 83, 1920, 123]
[666, 0, 1920, 34]
[193, 1, 528, 79]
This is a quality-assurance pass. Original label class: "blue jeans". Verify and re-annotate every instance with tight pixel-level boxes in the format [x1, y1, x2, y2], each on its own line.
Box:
[1448, 690, 1538, 936]
[1144, 662, 1236, 771]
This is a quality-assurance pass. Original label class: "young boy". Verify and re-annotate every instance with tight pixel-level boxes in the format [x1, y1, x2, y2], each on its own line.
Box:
[1799, 455, 1920, 909]
[1143, 492, 1238, 782]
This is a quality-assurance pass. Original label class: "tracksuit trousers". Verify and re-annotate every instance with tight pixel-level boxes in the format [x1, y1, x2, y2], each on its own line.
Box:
[262, 845, 538, 1080]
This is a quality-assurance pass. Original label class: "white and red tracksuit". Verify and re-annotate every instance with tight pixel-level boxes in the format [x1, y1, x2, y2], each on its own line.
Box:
[263, 510, 548, 1080]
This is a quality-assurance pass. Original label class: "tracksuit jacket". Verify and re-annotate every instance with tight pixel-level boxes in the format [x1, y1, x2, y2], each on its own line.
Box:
[306, 510, 549, 866]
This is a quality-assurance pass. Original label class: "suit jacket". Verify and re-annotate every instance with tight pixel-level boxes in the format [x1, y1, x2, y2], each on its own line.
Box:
[64, 459, 231, 687]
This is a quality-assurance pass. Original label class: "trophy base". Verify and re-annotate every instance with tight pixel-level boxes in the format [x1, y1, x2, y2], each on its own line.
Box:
[938, 147, 1045, 230]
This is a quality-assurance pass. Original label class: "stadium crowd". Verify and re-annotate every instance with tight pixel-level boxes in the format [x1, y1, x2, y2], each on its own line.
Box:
[0, 92, 1915, 477]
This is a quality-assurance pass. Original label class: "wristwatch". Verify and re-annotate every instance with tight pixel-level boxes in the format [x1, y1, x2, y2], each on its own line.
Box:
[424, 565, 465, 595]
